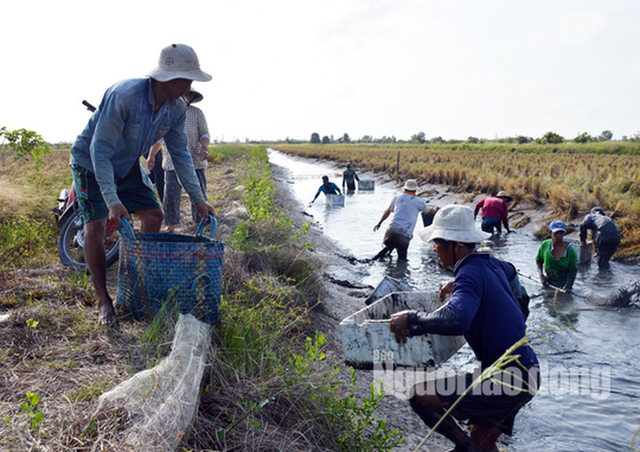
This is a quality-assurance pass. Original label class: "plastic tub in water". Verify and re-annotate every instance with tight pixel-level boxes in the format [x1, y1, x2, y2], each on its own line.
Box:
[359, 180, 375, 191]
[326, 194, 345, 206]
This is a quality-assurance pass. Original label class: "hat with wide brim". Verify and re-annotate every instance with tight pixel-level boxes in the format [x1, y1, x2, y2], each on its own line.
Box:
[148, 43, 212, 82]
[419, 204, 491, 244]
[403, 179, 418, 191]
[496, 190, 513, 202]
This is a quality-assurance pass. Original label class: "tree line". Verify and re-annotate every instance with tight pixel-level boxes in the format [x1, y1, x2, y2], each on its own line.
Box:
[309, 129, 640, 145]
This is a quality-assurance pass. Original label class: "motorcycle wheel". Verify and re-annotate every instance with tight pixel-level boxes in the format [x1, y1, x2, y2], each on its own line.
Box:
[57, 211, 120, 270]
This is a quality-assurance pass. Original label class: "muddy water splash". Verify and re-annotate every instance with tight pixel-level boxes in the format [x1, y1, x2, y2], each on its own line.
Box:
[269, 149, 640, 452]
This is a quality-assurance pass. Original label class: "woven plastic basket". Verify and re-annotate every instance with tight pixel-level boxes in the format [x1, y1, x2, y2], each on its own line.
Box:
[116, 217, 224, 324]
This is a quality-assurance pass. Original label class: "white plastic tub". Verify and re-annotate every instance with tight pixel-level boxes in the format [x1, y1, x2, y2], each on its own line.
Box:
[340, 291, 466, 368]
[568, 239, 593, 265]
[359, 180, 375, 190]
[364, 276, 410, 306]
[326, 194, 345, 206]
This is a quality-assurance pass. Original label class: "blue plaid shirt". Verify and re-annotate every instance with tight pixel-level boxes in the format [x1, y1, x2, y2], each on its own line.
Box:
[70, 78, 204, 208]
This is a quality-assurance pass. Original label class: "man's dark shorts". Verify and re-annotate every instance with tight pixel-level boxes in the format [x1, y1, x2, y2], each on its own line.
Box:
[383, 229, 411, 260]
[433, 366, 539, 435]
[71, 164, 161, 222]
[481, 218, 502, 234]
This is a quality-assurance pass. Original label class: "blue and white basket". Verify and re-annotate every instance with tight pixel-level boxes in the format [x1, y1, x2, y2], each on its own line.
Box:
[116, 217, 224, 324]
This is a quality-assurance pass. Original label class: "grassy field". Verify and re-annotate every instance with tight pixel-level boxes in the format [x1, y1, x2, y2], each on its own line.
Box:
[0, 145, 403, 451]
[272, 142, 640, 258]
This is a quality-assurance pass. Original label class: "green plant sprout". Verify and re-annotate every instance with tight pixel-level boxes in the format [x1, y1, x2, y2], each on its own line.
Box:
[20, 391, 44, 432]
[26, 318, 39, 331]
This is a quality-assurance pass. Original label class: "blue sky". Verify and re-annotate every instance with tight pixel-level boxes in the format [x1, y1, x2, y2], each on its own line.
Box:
[1, 0, 639, 143]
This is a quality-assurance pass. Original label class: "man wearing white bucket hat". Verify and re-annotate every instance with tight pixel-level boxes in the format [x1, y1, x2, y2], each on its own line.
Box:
[389, 205, 539, 452]
[372, 179, 434, 261]
[69, 43, 216, 327]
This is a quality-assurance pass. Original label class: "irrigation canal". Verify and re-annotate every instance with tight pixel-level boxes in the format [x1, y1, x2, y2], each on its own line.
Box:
[268, 148, 640, 452]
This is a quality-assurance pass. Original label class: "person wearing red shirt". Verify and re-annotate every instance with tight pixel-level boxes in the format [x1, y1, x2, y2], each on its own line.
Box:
[474, 190, 512, 235]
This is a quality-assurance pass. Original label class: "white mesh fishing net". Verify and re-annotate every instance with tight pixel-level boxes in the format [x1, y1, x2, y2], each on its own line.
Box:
[95, 313, 212, 451]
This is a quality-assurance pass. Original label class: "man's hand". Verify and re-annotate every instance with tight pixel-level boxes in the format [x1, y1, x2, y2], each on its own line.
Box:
[147, 158, 155, 171]
[390, 310, 412, 344]
[194, 201, 216, 221]
[438, 280, 454, 301]
[373, 223, 381, 232]
[540, 273, 549, 287]
[109, 204, 131, 229]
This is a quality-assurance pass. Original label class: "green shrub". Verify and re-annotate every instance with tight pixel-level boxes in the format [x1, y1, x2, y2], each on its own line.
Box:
[0, 213, 57, 269]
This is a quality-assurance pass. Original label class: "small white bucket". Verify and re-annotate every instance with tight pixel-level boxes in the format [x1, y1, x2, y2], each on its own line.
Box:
[359, 180, 375, 191]
[326, 194, 345, 206]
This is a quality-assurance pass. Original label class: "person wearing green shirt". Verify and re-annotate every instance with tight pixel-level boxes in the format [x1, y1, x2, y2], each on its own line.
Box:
[342, 164, 359, 193]
[536, 220, 577, 291]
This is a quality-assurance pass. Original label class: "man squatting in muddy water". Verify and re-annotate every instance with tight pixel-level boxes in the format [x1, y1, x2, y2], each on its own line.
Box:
[69, 43, 216, 326]
[473, 190, 512, 236]
[389, 205, 539, 452]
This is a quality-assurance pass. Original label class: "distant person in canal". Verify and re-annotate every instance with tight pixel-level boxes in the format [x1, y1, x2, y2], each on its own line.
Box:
[389, 205, 539, 452]
[580, 207, 620, 269]
[372, 179, 433, 261]
[536, 220, 578, 291]
[473, 190, 512, 235]
[342, 163, 360, 193]
[310, 175, 342, 204]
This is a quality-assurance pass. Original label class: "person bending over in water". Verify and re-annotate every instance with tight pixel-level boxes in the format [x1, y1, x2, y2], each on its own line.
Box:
[310, 175, 342, 204]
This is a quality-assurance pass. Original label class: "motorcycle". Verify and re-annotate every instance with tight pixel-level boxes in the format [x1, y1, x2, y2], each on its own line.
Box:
[52, 100, 120, 270]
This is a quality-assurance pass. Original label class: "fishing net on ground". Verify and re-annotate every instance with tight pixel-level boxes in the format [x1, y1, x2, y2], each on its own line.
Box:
[94, 314, 212, 451]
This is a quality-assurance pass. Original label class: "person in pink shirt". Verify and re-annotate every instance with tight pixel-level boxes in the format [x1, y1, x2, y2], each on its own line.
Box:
[474, 190, 512, 235]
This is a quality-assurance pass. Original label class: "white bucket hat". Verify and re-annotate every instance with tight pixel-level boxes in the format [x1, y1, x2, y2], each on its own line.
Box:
[419, 204, 491, 244]
[147, 44, 212, 82]
[403, 179, 418, 191]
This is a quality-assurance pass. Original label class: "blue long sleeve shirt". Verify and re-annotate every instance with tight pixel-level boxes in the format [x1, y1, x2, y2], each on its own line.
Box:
[70, 78, 205, 209]
[409, 253, 538, 370]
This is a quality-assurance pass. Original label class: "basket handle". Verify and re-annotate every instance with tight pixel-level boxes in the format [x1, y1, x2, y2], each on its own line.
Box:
[195, 215, 217, 239]
[192, 273, 214, 291]
[118, 217, 136, 241]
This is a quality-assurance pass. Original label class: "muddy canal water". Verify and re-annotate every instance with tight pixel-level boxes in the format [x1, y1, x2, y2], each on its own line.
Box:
[269, 149, 640, 452]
